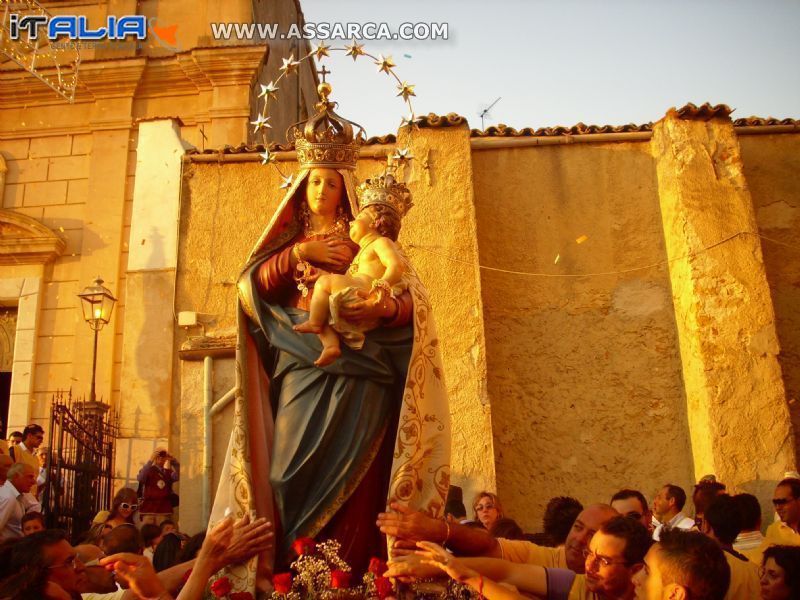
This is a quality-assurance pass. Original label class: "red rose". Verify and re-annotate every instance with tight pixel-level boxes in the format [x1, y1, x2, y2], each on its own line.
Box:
[330, 569, 351, 589]
[291, 536, 316, 556]
[210, 576, 232, 598]
[375, 576, 393, 599]
[368, 557, 388, 577]
[273, 572, 293, 594]
[230, 593, 255, 600]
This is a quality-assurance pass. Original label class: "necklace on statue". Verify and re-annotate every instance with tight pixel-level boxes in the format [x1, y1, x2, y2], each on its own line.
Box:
[301, 203, 348, 238]
[349, 234, 379, 275]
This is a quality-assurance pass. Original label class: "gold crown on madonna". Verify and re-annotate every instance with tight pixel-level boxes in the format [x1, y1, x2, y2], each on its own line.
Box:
[287, 82, 366, 170]
[356, 166, 413, 218]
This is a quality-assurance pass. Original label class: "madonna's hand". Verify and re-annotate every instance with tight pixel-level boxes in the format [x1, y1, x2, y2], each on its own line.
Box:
[301, 239, 353, 271]
[339, 289, 395, 323]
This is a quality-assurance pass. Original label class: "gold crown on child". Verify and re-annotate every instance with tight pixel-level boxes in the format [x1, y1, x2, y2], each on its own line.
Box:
[287, 82, 366, 170]
[356, 163, 413, 218]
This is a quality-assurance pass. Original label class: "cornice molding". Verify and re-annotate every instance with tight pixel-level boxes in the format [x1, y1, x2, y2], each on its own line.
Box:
[0, 209, 66, 265]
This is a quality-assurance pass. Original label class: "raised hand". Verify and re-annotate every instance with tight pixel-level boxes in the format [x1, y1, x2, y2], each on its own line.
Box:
[216, 514, 274, 569]
[377, 502, 447, 543]
[385, 551, 442, 581]
[416, 541, 479, 583]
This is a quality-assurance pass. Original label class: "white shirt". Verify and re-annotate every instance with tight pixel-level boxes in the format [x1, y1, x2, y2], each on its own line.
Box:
[18, 442, 46, 486]
[82, 589, 127, 600]
[653, 511, 695, 541]
[734, 530, 764, 552]
[0, 480, 26, 540]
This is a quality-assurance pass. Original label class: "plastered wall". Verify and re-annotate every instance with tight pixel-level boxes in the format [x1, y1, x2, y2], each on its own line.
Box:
[471, 142, 696, 530]
[739, 134, 800, 464]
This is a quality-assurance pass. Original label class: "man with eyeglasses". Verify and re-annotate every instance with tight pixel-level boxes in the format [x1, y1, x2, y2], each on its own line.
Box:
[561, 516, 652, 599]
[380, 502, 619, 574]
[765, 477, 800, 547]
[389, 515, 652, 599]
[44, 531, 89, 599]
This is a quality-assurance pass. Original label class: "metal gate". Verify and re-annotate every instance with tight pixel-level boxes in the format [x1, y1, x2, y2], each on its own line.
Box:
[42, 391, 118, 543]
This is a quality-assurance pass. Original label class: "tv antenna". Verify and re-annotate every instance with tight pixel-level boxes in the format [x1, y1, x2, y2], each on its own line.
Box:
[478, 97, 502, 129]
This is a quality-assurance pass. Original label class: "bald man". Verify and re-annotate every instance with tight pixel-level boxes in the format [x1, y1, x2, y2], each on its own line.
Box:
[75, 544, 120, 597]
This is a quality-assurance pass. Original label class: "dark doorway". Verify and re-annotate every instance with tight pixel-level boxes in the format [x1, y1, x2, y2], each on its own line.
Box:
[0, 372, 10, 438]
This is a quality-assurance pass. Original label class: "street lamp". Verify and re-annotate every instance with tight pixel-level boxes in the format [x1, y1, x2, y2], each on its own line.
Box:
[77, 276, 116, 405]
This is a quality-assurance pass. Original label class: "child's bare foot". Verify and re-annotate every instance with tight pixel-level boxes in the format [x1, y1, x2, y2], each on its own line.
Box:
[314, 346, 342, 367]
[294, 320, 322, 334]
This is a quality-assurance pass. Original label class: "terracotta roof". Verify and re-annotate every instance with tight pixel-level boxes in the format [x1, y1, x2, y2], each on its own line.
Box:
[733, 116, 800, 127]
[185, 106, 799, 155]
[669, 102, 733, 120]
[471, 122, 653, 138]
[414, 113, 468, 128]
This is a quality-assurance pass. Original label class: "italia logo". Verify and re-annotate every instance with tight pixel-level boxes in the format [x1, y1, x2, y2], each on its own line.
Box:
[8, 14, 147, 40]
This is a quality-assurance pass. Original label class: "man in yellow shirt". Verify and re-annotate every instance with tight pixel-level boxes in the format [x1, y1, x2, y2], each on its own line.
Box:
[378, 501, 618, 574]
[765, 478, 800, 547]
[633, 529, 729, 600]
[699, 495, 759, 600]
[390, 515, 652, 600]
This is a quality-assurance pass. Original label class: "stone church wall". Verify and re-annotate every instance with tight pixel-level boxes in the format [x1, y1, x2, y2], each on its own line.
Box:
[471, 141, 695, 530]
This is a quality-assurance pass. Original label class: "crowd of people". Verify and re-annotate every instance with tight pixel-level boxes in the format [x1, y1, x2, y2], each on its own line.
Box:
[3, 420, 800, 599]
[378, 478, 800, 599]
[1, 426, 276, 600]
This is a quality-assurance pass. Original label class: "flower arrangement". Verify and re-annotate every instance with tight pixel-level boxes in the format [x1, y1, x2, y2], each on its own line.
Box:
[210, 535, 480, 599]
[270, 537, 372, 599]
[208, 575, 255, 600]
[362, 557, 393, 600]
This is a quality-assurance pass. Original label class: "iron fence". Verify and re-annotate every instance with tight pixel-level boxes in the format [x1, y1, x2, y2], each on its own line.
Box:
[42, 391, 118, 543]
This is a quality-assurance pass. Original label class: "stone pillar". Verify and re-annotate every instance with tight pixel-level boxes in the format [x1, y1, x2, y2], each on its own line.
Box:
[652, 108, 796, 504]
[72, 60, 145, 412]
[397, 121, 497, 502]
[117, 119, 185, 481]
[189, 46, 266, 148]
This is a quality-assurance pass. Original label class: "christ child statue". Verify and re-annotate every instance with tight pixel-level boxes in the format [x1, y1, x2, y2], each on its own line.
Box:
[293, 169, 413, 366]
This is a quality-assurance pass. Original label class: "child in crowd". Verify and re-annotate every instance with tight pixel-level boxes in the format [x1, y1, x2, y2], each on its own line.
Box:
[20, 511, 45, 536]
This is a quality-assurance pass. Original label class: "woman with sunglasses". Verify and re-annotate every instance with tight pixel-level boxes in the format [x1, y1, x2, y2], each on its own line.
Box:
[473, 492, 504, 531]
[104, 487, 139, 529]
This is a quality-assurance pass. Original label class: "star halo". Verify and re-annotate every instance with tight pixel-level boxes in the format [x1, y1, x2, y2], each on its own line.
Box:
[253, 42, 419, 189]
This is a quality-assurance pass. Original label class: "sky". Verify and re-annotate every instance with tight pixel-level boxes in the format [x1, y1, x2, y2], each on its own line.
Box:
[298, 0, 800, 137]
